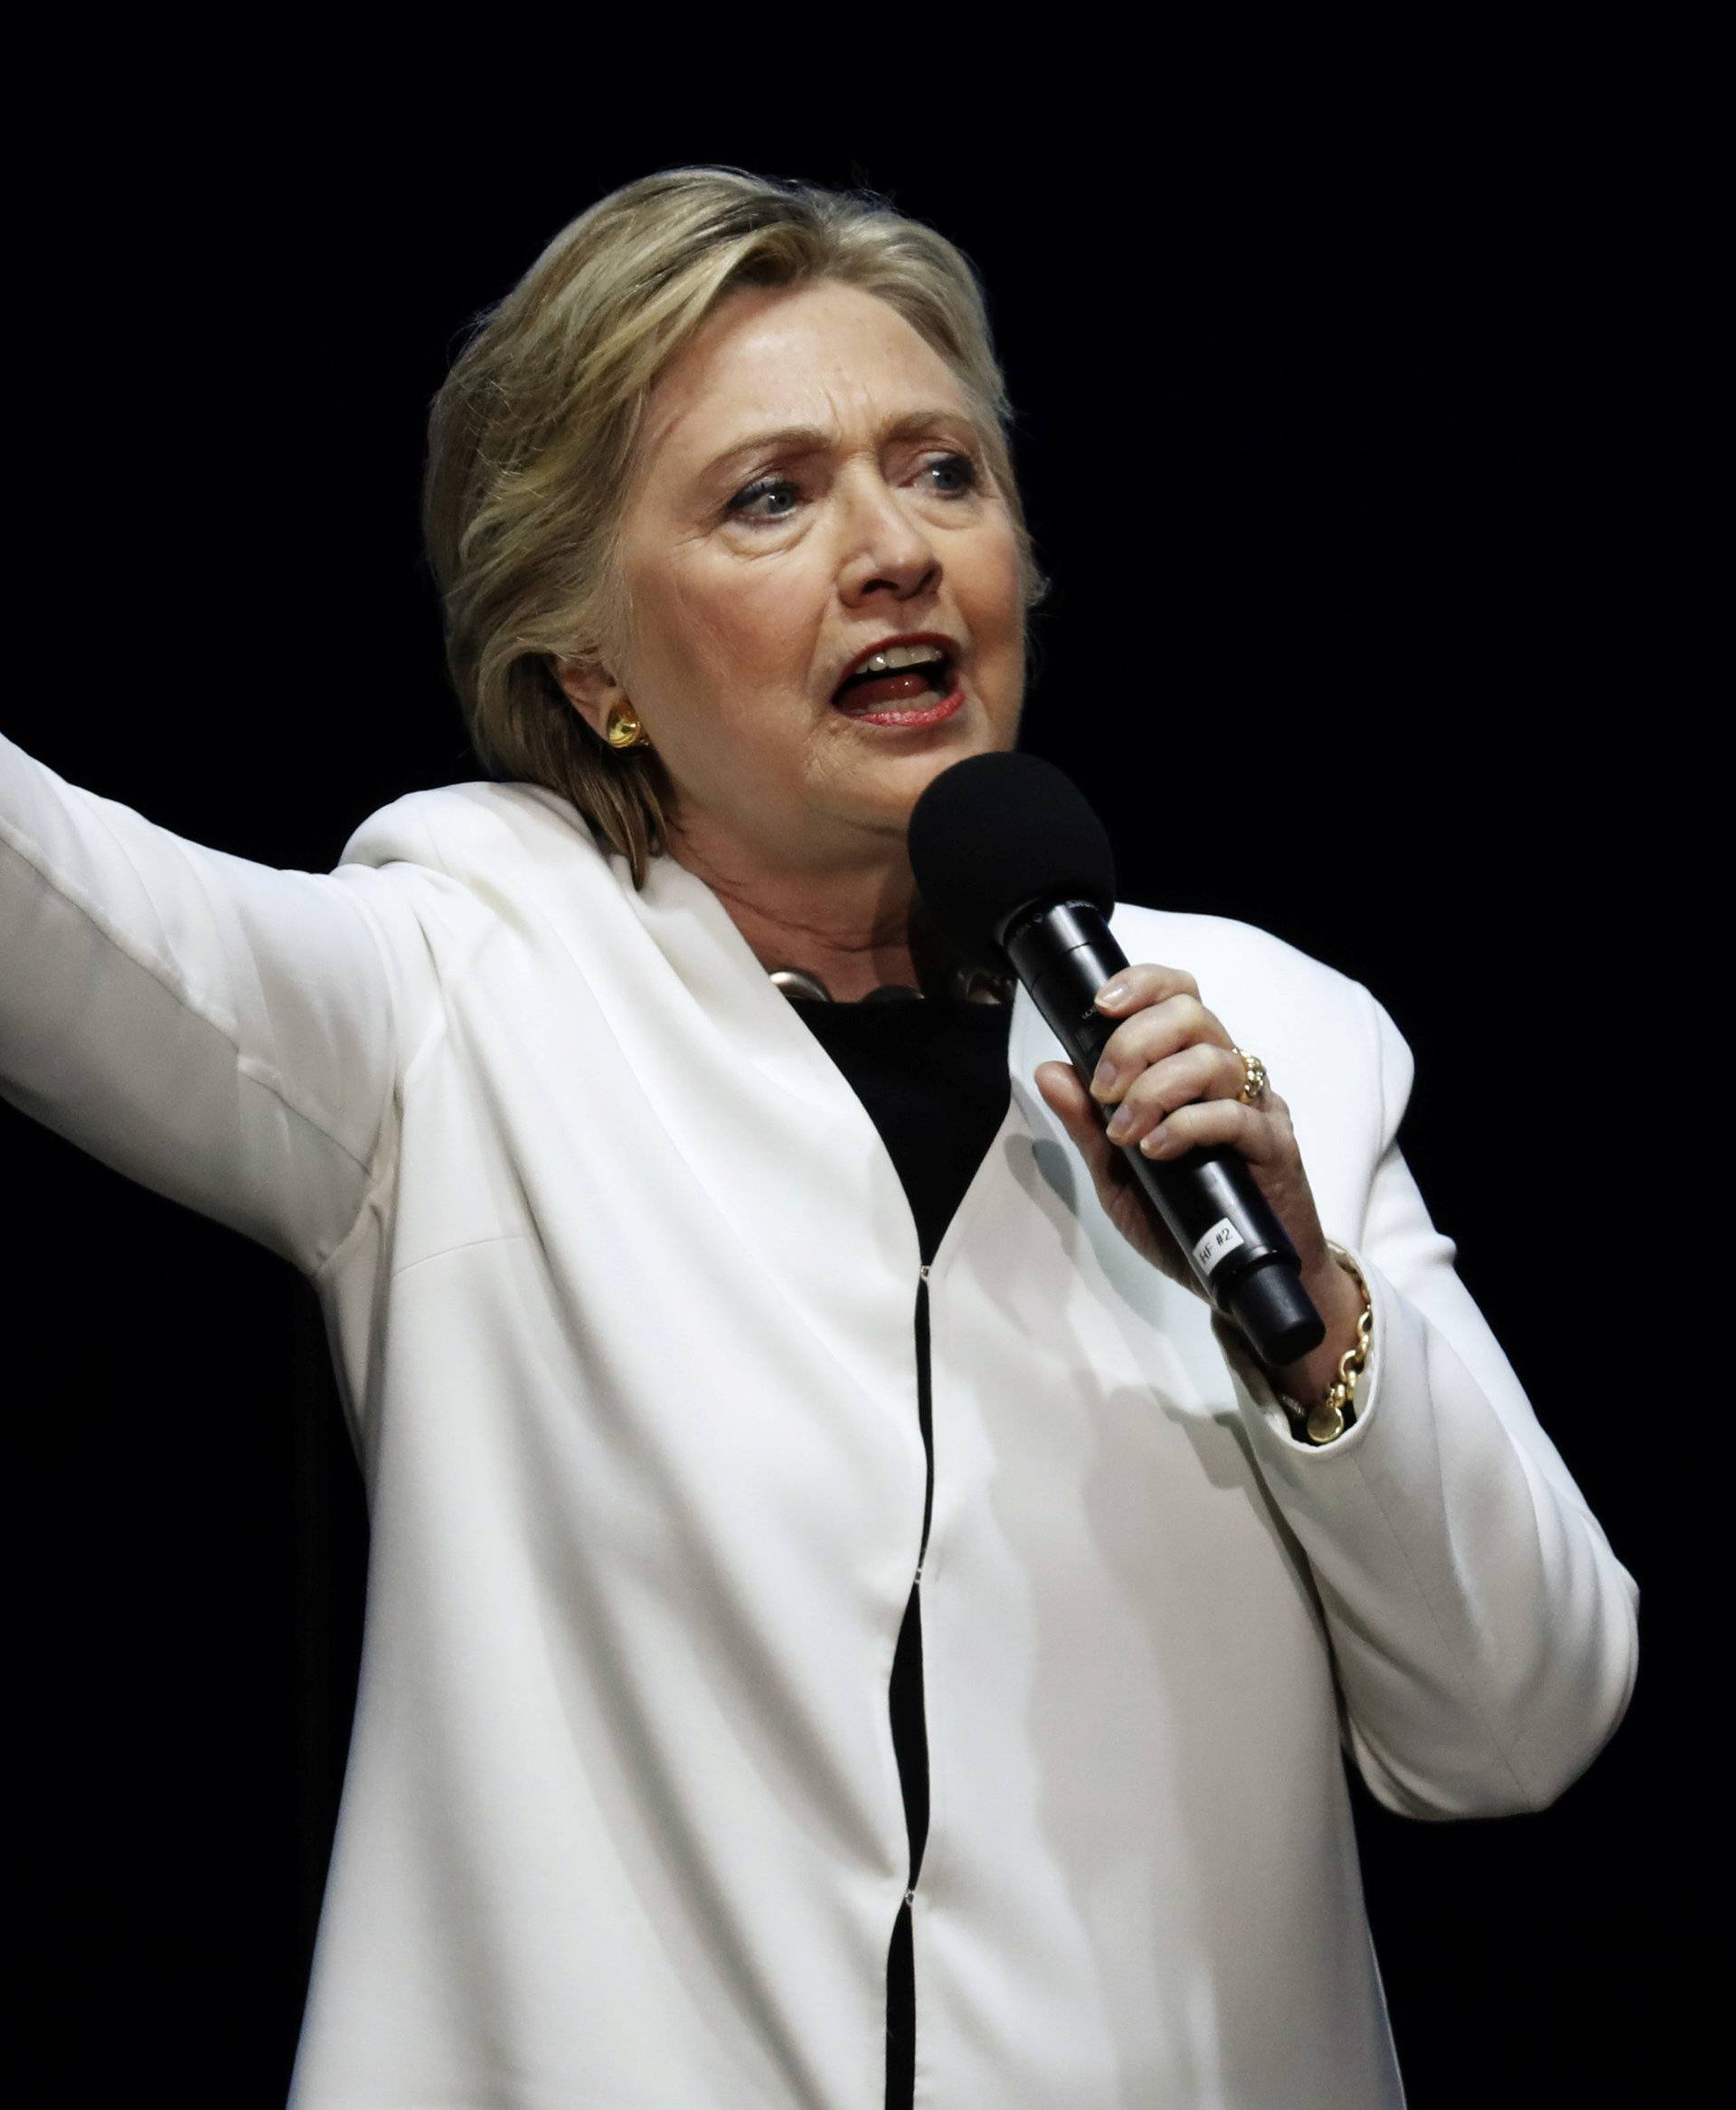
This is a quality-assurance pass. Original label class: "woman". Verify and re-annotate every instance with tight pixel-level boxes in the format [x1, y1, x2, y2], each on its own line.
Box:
[0, 167, 1636, 2109]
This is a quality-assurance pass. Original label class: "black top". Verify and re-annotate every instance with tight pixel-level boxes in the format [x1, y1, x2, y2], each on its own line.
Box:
[787, 989, 1014, 2107]
[786, 994, 1014, 1264]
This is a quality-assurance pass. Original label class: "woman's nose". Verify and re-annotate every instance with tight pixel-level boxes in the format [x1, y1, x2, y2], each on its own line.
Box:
[835, 473, 939, 602]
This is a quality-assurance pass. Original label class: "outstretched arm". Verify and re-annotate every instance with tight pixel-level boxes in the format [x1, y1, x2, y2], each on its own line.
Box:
[1, 735, 426, 1276]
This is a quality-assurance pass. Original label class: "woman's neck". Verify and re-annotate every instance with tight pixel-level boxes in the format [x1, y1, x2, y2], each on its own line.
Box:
[666, 815, 953, 1001]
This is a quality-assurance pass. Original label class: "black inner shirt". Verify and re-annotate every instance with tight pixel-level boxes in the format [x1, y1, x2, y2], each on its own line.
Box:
[786, 994, 1014, 1264]
[785, 989, 1014, 2108]
[780, 975, 1363, 2098]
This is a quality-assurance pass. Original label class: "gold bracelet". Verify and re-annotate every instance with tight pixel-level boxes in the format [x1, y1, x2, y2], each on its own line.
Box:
[1277, 1241, 1373, 1446]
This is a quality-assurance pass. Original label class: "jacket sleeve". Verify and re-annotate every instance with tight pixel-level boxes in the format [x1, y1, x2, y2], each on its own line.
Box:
[0, 734, 421, 1276]
[1210, 984, 1639, 1820]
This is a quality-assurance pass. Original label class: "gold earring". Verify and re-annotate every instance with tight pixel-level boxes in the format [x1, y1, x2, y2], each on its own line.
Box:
[604, 702, 649, 751]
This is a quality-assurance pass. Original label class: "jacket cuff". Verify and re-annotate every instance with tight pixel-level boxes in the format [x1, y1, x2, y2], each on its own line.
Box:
[1209, 1239, 1385, 1459]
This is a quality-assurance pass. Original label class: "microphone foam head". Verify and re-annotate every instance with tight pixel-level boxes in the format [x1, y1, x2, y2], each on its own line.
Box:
[907, 750, 1118, 966]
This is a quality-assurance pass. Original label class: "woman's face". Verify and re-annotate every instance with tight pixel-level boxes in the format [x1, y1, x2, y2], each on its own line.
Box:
[558, 278, 1027, 876]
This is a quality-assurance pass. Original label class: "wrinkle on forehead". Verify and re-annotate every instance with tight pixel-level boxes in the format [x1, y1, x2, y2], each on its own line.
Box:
[637, 282, 969, 483]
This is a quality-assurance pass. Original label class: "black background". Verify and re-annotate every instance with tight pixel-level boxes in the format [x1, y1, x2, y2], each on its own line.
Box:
[5, 91, 1704, 2106]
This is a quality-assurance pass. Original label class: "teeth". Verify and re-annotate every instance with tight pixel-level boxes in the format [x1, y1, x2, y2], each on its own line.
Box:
[854, 643, 947, 677]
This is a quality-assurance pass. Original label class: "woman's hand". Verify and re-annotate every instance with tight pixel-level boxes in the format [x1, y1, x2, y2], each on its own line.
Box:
[1033, 964, 1363, 1383]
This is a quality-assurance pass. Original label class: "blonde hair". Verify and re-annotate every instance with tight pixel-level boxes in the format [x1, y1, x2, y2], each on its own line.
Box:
[423, 165, 1049, 887]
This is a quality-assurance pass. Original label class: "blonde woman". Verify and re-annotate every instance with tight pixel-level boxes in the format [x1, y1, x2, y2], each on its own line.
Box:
[0, 167, 1637, 2108]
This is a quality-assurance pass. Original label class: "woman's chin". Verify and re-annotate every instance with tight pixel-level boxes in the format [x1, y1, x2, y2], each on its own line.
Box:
[836, 737, 992, 840]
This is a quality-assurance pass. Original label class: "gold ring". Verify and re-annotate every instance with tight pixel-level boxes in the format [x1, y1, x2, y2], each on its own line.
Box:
[1232, 1048, 1268, 1105]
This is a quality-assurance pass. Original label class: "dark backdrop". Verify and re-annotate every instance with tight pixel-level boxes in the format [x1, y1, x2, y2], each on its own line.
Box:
[5, 112, 1699, 2105]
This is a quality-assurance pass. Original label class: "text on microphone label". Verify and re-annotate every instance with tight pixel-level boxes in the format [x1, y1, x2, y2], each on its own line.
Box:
[1191, 1217, 1246, 1278]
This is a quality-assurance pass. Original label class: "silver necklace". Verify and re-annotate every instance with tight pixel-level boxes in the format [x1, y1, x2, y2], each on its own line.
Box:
[769, 962, 1013, 1005]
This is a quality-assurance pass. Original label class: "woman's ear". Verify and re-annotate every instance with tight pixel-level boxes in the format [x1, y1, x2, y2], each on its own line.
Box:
[551, 655, 627, 741]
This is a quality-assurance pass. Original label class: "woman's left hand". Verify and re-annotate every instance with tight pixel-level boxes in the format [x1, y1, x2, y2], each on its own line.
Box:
[1033, 962, 1338, 1320]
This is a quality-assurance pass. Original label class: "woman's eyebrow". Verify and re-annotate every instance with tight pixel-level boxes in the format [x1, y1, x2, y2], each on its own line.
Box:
[697, 407, 981, 483]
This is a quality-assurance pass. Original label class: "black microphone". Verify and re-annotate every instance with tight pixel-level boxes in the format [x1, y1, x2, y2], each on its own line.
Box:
[908, 750, 1325, 1369]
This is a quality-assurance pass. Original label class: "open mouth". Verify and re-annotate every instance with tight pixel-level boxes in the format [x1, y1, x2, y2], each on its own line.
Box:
[831, 650, 958, 720]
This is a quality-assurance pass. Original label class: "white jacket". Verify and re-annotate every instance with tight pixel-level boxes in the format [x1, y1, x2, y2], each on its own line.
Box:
[0, 736, 1637, 2110]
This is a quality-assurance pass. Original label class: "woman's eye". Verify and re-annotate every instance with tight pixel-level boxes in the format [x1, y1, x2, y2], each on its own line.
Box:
[727, 476, 800, 523]
[724, 451, 980, 526]
[923, 451, 980, 496]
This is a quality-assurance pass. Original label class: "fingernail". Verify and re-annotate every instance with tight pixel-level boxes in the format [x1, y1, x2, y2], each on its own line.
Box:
[1106, 1104, 1135, 1142]
[1096, 982, 1130, 1009]
[1090, 1058, 1118, 1097]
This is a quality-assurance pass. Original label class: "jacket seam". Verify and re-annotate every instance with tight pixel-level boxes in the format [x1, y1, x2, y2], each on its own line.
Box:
[317, 803, 503, 1267]
[309, 1126, 405, 1286]
[315, 918, 514, 1282]
[386, 1229, 532, 1284]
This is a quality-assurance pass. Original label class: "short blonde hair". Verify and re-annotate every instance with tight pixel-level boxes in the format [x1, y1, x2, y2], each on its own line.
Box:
[422, 165, 1049, 886]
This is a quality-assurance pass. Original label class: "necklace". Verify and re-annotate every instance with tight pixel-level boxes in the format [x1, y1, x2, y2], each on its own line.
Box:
[769, 962, 1014, 1004]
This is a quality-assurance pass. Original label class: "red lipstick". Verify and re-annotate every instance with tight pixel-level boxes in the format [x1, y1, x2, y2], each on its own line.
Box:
[833, 680, 965, 730]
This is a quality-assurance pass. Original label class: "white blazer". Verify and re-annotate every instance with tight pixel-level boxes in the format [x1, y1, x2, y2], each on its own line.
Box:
[0, 737, 1637, 2110]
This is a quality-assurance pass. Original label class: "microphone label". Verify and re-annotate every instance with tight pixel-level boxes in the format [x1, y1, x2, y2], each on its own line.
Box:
[1191, 1217, 1246, 1278]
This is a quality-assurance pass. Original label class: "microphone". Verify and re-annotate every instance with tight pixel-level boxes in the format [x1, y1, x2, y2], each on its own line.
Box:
[908, 751, 1325, 1369]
